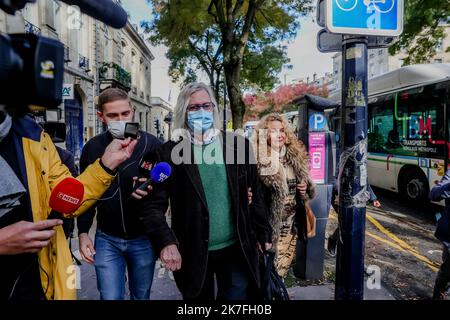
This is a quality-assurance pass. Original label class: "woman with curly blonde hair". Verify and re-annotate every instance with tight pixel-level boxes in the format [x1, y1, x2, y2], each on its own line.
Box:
[251, 113, 315, 277]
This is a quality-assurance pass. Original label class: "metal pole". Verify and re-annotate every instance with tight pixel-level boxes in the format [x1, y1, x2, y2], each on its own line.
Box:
[223, 81, 227, 131]
[335, 35, 369, 300]
[444, 92, 448, 172]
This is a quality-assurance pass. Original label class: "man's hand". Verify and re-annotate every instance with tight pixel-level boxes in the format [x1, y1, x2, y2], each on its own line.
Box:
[0, 220, 62, 255]
[372, 200, 381, 208]
[248, 187, 253, 205]
[131, 177, 153, 200]
[101, 138, 138, 171]
[79, 233, 95, 264]
[297, 182, 308, 197]
[160, 244, 182, 272]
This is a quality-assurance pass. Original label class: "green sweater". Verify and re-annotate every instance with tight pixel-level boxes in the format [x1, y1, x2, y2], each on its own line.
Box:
[194, 138, 237, 251]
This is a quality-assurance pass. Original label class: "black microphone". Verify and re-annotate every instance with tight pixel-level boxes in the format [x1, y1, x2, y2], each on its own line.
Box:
[130, 161, 172, 199]
[61, 0, 128, 29]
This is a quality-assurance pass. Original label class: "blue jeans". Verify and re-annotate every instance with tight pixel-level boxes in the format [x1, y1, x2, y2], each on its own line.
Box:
[94, 230, 156, 300]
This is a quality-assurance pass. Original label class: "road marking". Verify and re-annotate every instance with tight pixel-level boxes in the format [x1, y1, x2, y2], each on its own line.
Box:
[366, 212, 440, 271]
[329, 211, 440, 272]
[366, 231, 408, 253]
[366, 213, 419, 254]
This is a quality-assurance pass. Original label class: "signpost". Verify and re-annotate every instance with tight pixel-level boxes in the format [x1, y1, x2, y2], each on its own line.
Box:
[326, 0, 403, 36]
[317, 0, 404, 300]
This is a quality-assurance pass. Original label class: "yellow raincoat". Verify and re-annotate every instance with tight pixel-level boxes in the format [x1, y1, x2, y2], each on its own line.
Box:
[11, 117, 114, 300]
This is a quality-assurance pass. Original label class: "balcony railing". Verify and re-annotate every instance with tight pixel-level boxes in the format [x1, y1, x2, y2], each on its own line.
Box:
[99, 62, 132, 91]
[24, 20, 41, 35]
[78, 54, 91, 72]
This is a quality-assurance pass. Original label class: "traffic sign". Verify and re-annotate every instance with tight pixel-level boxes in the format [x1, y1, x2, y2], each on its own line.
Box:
[317, 29, 395, 53]
[326, 0, 403, 36]
[309, 113, 327, 131]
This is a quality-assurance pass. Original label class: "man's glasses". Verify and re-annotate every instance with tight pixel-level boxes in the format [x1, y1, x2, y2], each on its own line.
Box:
[187, 102, 215, 112]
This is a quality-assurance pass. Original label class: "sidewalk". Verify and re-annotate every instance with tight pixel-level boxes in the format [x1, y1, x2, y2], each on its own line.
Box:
[74, 245, 394, 300]
[72, 223, 395, 300]
[288, 284, 395, 300]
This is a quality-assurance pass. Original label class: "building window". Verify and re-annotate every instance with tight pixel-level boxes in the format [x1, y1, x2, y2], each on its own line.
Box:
[54, 1, 61, 35]
[436, 39, 444, 52]
[434, 58, 443, 64]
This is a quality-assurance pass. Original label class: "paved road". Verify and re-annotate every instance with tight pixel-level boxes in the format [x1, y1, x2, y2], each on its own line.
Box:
[322, 187, 447, 300]
[73, 187, 448, 300]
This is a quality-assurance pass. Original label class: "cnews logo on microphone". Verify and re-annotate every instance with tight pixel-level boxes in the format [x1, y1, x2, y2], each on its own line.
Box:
[57, 192, 81, 205]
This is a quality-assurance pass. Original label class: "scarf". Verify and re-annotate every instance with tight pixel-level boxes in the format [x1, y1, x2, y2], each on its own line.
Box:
[0, 112, 12, 142]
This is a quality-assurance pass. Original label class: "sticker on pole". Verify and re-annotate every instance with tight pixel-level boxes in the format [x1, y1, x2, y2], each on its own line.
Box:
[326, 0, 403, 36]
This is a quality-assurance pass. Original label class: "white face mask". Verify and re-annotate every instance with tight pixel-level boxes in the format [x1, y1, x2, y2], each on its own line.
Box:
[107, 120, 128, 139]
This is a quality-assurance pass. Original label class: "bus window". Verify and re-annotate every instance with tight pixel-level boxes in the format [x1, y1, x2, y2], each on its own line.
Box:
[369, 98, 396, 153]
[396, 85, 446, 159]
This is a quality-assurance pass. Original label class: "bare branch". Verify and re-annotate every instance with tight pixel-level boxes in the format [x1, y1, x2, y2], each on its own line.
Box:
[232, 0, 245, 20]
[226, 0, 233, 23]
[207, 0, 219, 24]
[238, 0, 259, 52]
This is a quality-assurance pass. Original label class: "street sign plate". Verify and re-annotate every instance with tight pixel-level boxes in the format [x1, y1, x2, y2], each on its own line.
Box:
[317, 0, 326, 28]
[317, 28, 395, 52]
[317, 29, 342, 52]
[326, 0, 403, 36]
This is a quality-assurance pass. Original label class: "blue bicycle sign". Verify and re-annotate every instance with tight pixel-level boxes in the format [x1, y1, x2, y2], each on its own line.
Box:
[336, 0, 395, 13]
[326, 0, 403, 36]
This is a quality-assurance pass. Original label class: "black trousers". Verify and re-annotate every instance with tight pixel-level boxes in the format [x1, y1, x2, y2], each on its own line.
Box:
[433, 246, 450, 299]
[183, 243, 253, 301]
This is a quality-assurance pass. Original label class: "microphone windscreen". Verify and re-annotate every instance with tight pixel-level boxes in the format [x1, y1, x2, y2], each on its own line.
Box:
[61, 0, 128, 29]
[150, 162, 172, 184]
[49, 178, 84, 215]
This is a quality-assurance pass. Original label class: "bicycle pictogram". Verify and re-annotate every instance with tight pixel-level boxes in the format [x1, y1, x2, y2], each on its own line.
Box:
[335, 0, 395, 13]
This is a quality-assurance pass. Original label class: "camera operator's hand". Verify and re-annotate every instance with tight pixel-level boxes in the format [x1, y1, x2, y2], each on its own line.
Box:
[0, 220, 62, 255]
[79, 233, 95, 264]
[101, 138, 138, 171]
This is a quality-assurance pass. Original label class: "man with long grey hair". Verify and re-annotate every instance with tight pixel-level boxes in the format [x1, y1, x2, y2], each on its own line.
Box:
[139, 82, 272, 301]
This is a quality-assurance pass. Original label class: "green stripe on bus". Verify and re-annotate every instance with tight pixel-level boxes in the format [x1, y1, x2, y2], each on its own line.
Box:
[368, 158, 410, 165]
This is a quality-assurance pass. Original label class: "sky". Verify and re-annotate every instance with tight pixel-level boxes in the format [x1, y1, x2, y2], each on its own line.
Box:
[121, 0, 334, 101]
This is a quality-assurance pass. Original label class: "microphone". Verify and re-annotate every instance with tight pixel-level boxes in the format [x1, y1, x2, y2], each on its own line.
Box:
[61, 0, 128, 29]
[48, 177, 85, 219]
[134, 162, 172, 194]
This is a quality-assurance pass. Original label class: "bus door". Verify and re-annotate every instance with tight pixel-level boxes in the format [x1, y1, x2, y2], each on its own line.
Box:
[368, 96, 399, 191]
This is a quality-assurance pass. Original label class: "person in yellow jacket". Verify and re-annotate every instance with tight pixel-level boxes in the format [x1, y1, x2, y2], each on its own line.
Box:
[0, 110, 137, 300]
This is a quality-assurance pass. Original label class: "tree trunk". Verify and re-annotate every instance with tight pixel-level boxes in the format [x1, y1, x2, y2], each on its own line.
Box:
[224, 60, 244, 129]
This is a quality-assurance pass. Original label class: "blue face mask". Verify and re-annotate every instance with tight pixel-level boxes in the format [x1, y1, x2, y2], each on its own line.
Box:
[187, 109, 214, 133]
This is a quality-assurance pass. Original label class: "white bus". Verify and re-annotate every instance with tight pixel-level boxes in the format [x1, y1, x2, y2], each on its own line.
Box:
[329, 63, 450, 203]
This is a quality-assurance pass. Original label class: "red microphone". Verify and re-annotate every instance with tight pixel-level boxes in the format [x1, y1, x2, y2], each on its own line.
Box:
[48, 178, 84, 219]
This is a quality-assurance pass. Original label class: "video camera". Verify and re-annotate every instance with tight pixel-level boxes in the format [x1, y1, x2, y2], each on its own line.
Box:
[0, 0, 128, 115]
